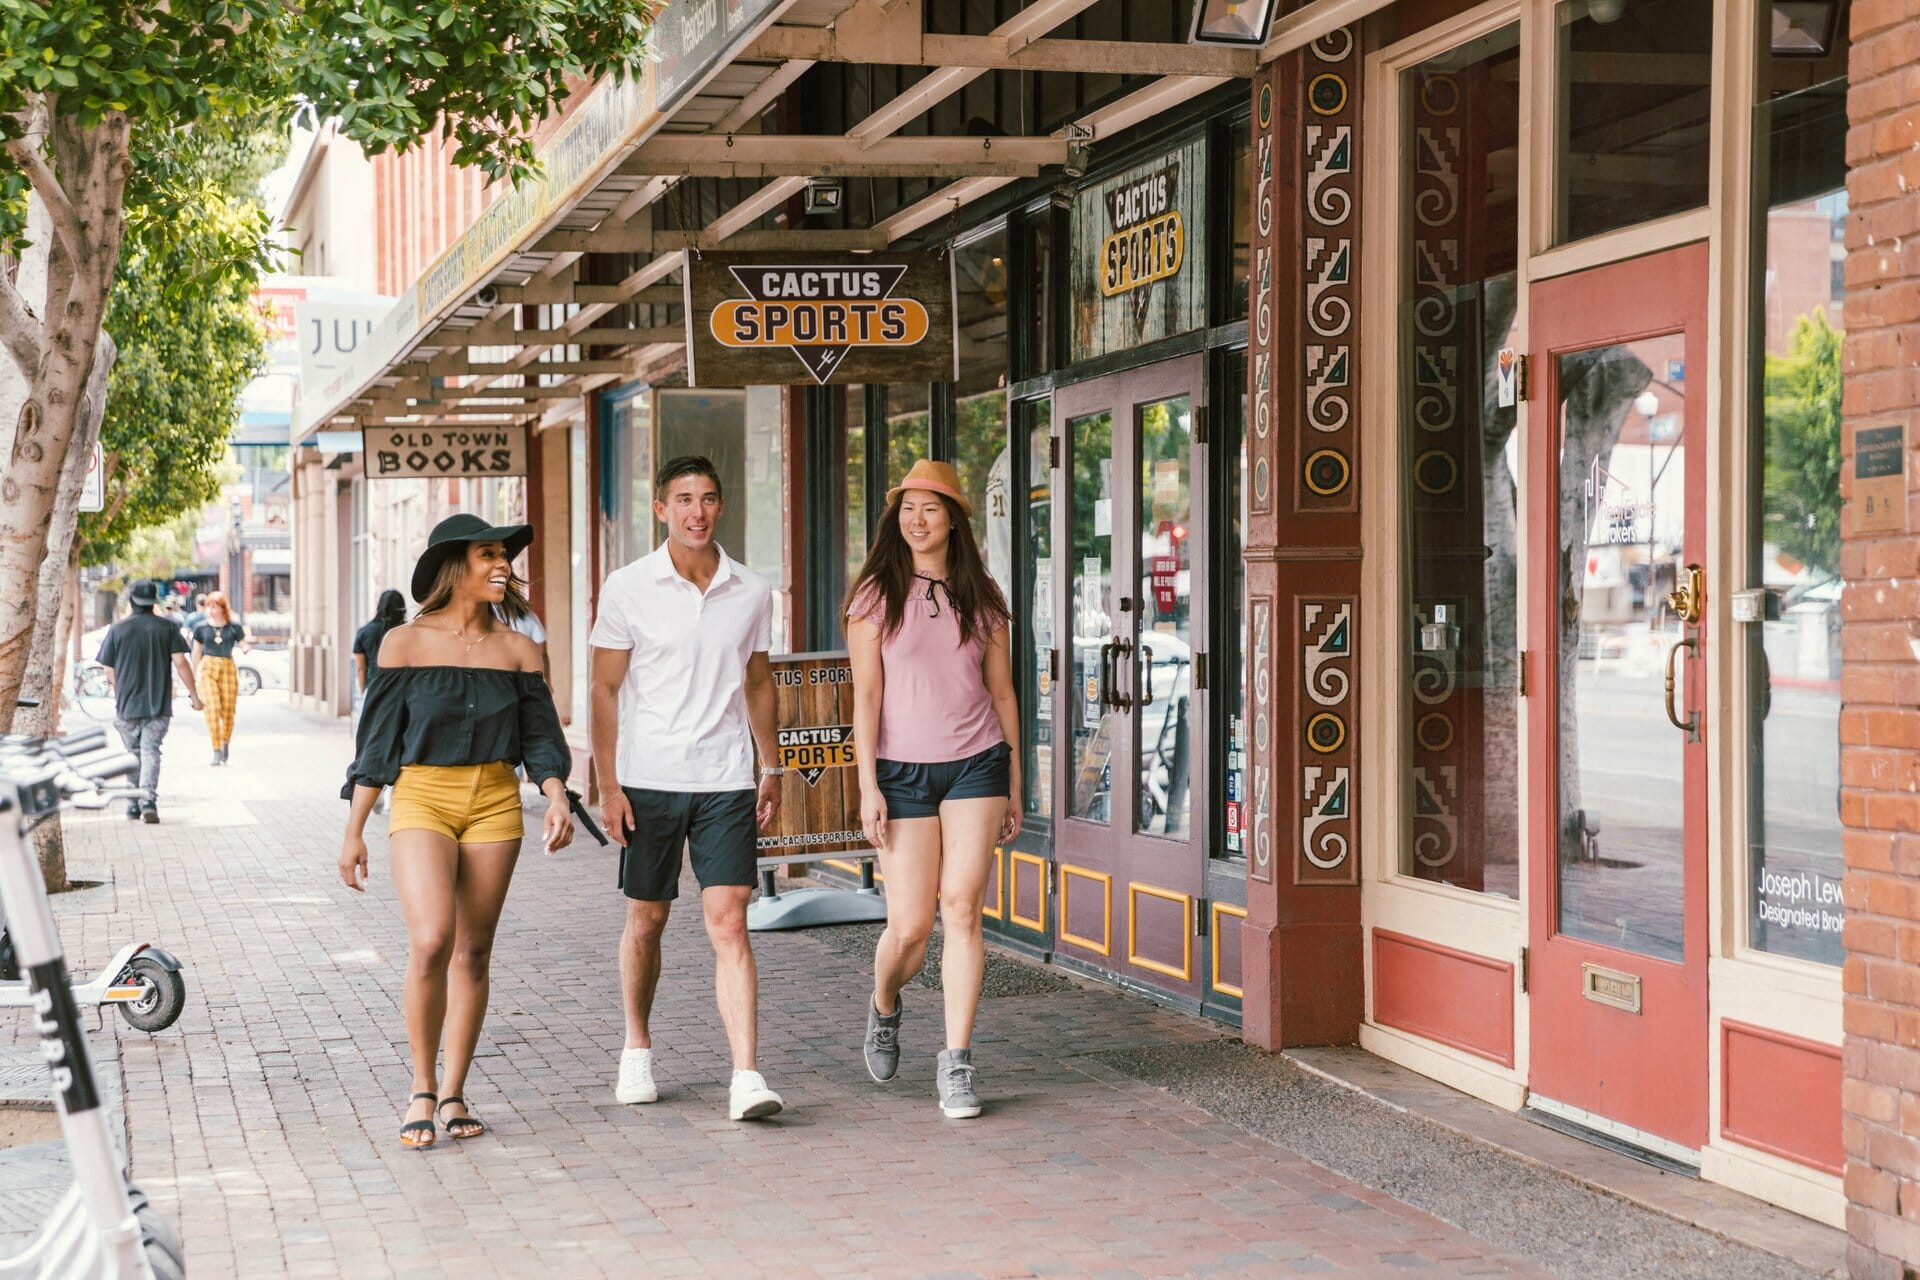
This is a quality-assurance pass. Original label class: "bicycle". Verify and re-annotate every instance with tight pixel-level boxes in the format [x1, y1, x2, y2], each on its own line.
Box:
[0, 727, 186, 1278]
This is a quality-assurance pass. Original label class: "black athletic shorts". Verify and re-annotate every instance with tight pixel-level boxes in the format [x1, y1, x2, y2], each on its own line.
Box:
[875, 741, 1012, 820]
[617, 787, 758, 901]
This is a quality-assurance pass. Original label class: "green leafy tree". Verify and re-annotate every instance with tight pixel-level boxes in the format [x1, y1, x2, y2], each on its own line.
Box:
[1762, 310, 1843, 577]
[0, 0, 658, 721]
[83, 131, 277, 566]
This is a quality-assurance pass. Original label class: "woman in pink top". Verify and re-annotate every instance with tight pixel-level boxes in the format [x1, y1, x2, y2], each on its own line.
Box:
[845, 459, 1020, 1119]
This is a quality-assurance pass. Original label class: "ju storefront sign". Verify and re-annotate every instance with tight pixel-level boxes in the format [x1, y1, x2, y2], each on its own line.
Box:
[365, 425, 528, 479]
[1854, 422, 1906, 533]
[1070, 137, 1208, 362]
[758, 653, 865, 859]
[686, 252, 956, 387]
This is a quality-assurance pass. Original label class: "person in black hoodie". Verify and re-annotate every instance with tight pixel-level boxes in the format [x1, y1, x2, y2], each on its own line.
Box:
[339, 516, 574, 1149]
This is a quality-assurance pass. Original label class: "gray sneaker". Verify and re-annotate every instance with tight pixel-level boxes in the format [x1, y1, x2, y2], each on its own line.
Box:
[936, 1048, 981, 1119]
[864, 996, 903, 1083]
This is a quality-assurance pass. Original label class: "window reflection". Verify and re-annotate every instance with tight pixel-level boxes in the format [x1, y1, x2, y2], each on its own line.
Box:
[1747, 52, 1847, 966]
[1398, 24, 1521, 898]
[953, 229, 1013, 598]
[1555, 0, 1714, 243]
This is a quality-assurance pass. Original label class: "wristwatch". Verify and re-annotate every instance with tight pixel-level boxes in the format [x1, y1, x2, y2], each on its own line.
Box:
[759, 766, 787, 778]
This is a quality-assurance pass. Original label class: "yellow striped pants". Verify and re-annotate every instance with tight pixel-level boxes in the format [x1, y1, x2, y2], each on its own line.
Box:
[197, 657, 238, 750]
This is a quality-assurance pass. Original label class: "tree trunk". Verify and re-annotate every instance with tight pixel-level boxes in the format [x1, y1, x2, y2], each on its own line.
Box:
[1555, 347, 1653, 854]
[18, 332, 114, 736]
[0, 110, 131, 731]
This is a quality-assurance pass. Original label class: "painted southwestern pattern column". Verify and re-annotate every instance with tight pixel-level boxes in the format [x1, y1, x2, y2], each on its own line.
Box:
[1243, 29, 1364, 1050]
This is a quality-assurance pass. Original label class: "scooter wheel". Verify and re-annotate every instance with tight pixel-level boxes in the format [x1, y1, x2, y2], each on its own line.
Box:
[126, 1182, 186, 1280]
[118, 956, 187, 1033]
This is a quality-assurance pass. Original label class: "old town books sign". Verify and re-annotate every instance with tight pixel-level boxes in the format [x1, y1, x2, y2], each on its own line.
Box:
[685, 251, 957, 387]
[1070, 138, 1208, 362]
[364, 425, 528, 479]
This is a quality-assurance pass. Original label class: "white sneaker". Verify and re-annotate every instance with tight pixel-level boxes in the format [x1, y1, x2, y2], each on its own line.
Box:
[728, 1070, 783, 1121]
[615, 1048, 658, 1104]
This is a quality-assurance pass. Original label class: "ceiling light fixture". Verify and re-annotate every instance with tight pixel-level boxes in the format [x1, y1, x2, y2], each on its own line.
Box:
[1189, 0, 1277, 46]
[1771, 1, 1840, 56]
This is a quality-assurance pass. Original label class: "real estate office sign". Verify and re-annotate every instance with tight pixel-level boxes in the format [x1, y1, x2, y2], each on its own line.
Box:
[684, 251, 957, 387]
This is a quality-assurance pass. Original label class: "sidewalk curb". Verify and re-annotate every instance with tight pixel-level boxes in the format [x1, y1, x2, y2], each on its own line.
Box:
[1282, 1045, 1845, 1279]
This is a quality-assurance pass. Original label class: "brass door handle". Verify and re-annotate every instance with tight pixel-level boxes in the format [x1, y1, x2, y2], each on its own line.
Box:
[1112, 638, 1134, 711]
[1139, 645, 1155, 707]
[1667, 564, 1704, 626]
[1664, 635, 1699, 741]
[1097, 640, 1116, 711]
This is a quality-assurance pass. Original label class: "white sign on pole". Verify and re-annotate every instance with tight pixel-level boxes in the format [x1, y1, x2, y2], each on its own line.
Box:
[78, 442, 103, 513]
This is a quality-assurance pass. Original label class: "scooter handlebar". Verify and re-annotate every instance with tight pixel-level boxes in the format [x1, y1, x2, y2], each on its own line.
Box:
[73, 753, 138, 785]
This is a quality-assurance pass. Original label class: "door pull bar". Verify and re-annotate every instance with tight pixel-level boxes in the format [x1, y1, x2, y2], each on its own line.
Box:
[1139, 646, 1155, 707]
[1663, 635, 1699, 742]
[1098, 640, 1117, 711]
[1112, 638, 1134, 711]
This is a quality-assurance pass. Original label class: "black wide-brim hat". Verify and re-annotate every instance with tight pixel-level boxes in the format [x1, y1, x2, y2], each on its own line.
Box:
[411, 514, 534, 603]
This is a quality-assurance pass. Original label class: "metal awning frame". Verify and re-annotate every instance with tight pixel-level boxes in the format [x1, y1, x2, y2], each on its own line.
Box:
[299, 0, 1384, 436]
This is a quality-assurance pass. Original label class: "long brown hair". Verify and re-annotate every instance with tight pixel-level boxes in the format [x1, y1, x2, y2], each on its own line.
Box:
[844, 490, 1007, 647]
[415, 547, 530, 623]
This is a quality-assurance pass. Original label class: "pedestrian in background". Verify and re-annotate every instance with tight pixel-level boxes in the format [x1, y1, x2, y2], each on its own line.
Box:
[352, 589, 408, 815]
[96, 579, 203, 824]
[845, 459, 1021, 1120]
[591, 454, 787, 1122]
[353, 589, 408, 700]
[338, 515, 573, 1150]
[192, 592, 248, 766]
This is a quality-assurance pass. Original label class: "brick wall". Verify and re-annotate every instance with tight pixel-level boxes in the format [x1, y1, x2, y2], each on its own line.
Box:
[1842, 6, 1920, 1278]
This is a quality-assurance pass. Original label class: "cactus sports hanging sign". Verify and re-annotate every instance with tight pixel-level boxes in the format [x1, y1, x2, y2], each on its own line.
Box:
[686, 251, 957, 387]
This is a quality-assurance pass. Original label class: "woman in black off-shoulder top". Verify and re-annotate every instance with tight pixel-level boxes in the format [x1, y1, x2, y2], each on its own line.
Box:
[340, 514, 574, 1150]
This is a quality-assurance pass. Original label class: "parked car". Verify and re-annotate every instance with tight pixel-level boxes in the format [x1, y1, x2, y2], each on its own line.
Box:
[75, 626, 287, 698]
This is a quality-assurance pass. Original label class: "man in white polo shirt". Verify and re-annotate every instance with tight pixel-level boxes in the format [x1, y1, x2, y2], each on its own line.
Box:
[590, 455, 787, 1121]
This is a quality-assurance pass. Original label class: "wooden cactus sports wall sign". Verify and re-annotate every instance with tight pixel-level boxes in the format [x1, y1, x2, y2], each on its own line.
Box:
[685, 251, 957, 387]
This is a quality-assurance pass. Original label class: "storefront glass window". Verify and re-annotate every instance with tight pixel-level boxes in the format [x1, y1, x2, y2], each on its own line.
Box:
[600, 386, 654, 570]
[1027, 211, 1056, 377]
[844, 385, 868, 575]
[1398, 24, 1522, 898]
[1137, 395, 1193, 840]
[1747, 44, 1847, 965]
[1554, 0, 1713, 245]
[954, 228, 1013, 597]
[1229, 123, 1250, 322]
[1221, 350, 1248, 860]
[657, 386, 789, 653]
[1025, 403, 1053, 820]
[883, 384, 929, 493]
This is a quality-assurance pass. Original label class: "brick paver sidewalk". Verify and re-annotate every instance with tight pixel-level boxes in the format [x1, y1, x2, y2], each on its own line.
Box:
[5, 696, 1544, 1279]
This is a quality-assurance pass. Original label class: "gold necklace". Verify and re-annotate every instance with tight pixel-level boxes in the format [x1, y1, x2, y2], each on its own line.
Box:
[448, 622, 491, 654]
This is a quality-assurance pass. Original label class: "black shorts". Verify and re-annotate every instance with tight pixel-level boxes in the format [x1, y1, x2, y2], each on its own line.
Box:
[617, 787, 758, 901]
[876, 742, 1011, 820]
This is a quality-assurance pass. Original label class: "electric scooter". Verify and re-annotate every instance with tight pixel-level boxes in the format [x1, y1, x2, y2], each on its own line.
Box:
[0, 725, 187, 1034]
[0, 729, 184, 1278]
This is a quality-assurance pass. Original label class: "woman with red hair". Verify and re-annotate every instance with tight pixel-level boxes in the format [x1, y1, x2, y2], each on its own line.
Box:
[192, 592, 248, 765]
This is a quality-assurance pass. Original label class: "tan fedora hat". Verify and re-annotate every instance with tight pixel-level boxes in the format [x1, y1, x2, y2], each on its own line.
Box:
[885, 458, 972, 518]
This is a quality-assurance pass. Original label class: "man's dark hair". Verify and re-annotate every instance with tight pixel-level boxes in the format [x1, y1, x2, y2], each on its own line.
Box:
[654, 454, 722, 500]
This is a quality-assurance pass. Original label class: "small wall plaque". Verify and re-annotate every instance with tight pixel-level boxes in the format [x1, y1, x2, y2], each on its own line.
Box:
[1854, 423, 1906, 534]
[1581, 962, 1642, 1014]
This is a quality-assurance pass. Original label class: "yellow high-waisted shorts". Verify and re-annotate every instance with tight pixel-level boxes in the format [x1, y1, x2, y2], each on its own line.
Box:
[389, 762, 523, 843]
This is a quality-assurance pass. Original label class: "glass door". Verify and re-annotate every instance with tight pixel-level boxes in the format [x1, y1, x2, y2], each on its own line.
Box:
[1526, 243, 1710, 1159]
[1052, 357, 1208, 1000]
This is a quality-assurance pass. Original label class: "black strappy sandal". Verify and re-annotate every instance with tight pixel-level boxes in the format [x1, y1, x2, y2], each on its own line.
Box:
[438, 1095, 485, 1140]
[400, 1091, 437, 1150]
